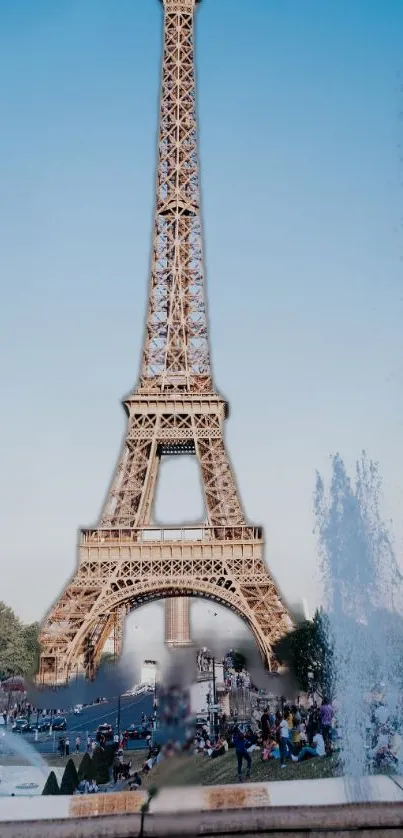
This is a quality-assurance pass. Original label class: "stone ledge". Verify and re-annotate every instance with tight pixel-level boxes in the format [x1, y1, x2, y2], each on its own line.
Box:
[0, 775, 403, 837]
[1, 803, 403, 838]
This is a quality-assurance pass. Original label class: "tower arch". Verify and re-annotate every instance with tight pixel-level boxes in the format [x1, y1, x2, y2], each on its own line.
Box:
[39, 524, 291, 684]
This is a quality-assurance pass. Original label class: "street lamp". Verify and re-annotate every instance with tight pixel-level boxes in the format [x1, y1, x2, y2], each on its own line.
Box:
[308, 670, 314, 702]
[212, 655, 218, 740]
[117, 694, 121, 741]
[153, 672, 158, 730]
[204, 650, 218, 742]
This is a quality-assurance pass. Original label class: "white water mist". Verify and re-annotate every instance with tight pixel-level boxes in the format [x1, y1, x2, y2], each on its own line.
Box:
[315, 452, 403, 777]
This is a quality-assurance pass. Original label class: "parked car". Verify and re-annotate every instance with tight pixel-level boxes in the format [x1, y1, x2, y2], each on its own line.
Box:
[124, 724, 152, 741]
[52, 717, 67, 731]
[12, 718, 29, 733]
[96, 723, 113, 742]
[73, 705, 82, 715]
[36, 717, 52, 732]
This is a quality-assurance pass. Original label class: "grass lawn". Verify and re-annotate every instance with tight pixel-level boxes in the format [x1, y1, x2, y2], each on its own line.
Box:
[139, 751, 342, 789]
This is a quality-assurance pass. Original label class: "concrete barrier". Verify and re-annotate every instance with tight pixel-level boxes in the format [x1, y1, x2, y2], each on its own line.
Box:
[0, 802, 403, 837]
[0, 775, 402, 837]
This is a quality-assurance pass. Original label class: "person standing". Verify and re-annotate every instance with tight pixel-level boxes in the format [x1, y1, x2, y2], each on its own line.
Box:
[291, 714, 301, 754]
[319, 699, 333, 753]
[75, 735, 81, 753]
[65, 736, 70, 756]
[279, 714, 293, 768]
[260, 708, 270, 743]
[113, 753, 121, 784]
[232, 728, 252, 783]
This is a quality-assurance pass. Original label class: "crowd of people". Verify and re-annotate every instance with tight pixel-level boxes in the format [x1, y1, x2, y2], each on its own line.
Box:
[230, 700, 334, 780]
[366, 699, 402, 768]
[4, 664, 402, 793]
[56, 690, 403, 795]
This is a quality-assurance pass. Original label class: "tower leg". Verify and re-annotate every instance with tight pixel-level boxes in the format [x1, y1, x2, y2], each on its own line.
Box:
[165, 597, 192, 647]
[114, 606, 126, 659]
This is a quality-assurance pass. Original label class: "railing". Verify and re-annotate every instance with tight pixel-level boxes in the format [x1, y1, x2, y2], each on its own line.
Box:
[80, 525, 263, 544]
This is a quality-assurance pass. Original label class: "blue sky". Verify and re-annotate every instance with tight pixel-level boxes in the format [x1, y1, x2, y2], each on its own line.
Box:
[0, 0, 402, 648]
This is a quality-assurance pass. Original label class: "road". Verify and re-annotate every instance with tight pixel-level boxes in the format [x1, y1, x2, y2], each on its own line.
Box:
[21, 692, 154, 755]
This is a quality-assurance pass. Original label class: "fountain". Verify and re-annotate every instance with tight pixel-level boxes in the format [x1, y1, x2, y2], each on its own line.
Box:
[315, 451, 403, 790]
[0, 729, 52, 796]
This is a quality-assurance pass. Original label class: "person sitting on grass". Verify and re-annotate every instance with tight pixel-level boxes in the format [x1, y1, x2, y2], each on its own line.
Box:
[233, 727, 252, 783]
[291, 727, 325, 763]
[142, 755, 155, 773]
[86, 779, 98, 794]
[211, 737, 228, 759]
[369, 725, 400, 768]
[299, 721, 308, 745]
[261, 737, 278, 761]
[129, 771, 142, 790]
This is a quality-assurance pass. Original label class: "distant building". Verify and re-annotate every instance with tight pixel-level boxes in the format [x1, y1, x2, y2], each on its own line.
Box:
[141, 659, 158, 688]
[165, 598, 192, 647]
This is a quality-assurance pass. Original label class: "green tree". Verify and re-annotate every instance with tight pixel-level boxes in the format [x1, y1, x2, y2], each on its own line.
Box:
[0, 602, 41, 679]
[21, 622, 41, 676]
[60, 758, 79, 795]
[42, 771, 60, 796]
[77, 752, 93, 783]
[91, 746, 110, 784]
[274, 609, 334, 699]
[0, 602, 28, 678]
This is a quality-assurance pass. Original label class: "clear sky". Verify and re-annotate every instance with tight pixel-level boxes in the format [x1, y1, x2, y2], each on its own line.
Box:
[0, 0, 402, 658]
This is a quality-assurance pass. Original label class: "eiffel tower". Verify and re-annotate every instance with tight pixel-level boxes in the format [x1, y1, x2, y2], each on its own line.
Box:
[37, 0, 291, 685]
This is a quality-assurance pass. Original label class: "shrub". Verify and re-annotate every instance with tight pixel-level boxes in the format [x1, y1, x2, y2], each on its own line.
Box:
[77, 752, 93, 783]
[42, 771, 60, 795]
[91, 746, 110, 784]
[60, 758, 79, 795]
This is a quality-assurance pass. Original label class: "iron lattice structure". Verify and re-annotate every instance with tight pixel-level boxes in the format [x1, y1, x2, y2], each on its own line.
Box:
[38, 0, 292, 685]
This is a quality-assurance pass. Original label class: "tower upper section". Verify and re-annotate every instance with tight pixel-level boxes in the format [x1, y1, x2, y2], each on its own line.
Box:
[138, 0, 212, 395]
[161, 0, 200, 11]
